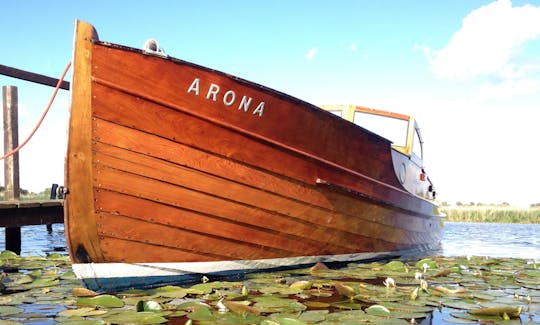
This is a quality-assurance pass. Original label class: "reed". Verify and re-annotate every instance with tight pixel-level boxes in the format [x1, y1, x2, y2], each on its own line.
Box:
[442, 206, 540, 224]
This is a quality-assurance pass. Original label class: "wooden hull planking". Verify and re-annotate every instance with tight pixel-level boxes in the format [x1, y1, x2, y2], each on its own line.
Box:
[65, 21, 443, 291]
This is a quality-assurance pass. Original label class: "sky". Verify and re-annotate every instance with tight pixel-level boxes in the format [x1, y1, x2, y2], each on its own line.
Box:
[0, 0, 539, 206]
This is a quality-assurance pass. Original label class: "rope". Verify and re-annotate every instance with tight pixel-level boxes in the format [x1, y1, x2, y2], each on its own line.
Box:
[1, 61, 72, 160]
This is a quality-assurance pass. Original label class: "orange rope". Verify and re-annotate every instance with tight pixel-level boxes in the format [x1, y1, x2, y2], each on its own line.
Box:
[1, 61, 72, 160]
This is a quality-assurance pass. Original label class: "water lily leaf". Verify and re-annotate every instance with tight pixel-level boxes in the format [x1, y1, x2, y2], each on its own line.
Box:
[72, 287, 98, 297]
[433, 286, 468, 295]
[56, 320, 106, 325]
[443, 300, 480, 310]
[223, 300, 260, 316]
[187, 306, 214, 321]
[151, 285, 183, 293]
[270, 317, 307, 325]
[175, 300, 211, 311]
[25, 278, 60, 289]
[0, 320, 24, 325]
[13, 274, 33, 284]
[365, 304, 391, 316]
[136, 300, 163, 312]
[334, 282, 355, 298]
[253, 296, 307, 313]
[189, 281, 241, 294]
[289, 280, 312, 290]
[102, 310, 167, 324]
[383, 261, 407, 272]
[450, 311, 503, 322]
[148, 289, 186, 299]
[77, 294, 124, 308]
[304, 301, 330, 308]
[331, 301, 363, 310]
[380, 301, 434, 313]
[259, 284, 302, 295]
[0, 306, 24, 316]
[297, 310, 329, 323]
[58, 307, 108, 317]
[0, 250, 21, 260]
[415, 258, 437, 271]
[469, 305, 522, 318]
[0, 296, 13, 304]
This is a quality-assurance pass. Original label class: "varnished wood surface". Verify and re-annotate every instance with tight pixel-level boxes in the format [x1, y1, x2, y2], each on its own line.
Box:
[66, 21, 442, 266]
[64, 21, 103, 263]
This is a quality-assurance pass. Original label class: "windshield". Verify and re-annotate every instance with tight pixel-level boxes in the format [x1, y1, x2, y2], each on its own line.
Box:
[353, 111, 409, 147]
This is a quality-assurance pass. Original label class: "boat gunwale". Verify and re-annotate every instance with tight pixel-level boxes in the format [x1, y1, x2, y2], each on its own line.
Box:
[92, 39, 395, 145]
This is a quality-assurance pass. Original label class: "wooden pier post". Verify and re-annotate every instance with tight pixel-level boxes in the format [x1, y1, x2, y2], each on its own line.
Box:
[3, 85, 21, 254]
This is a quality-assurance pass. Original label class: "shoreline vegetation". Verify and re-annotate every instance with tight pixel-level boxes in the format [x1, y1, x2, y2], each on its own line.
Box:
[1, 187, 539, 224]
[442, 204, 540, 224]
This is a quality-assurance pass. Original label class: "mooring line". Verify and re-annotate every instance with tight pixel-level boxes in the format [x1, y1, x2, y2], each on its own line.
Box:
[1, 61, 72, 160]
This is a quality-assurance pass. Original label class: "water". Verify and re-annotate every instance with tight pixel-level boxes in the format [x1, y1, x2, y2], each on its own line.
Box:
[1, 222, 539, 325]
[441, 221, 540, 260]
[0, 224, 67, 256]
[1, 222, 539, 259]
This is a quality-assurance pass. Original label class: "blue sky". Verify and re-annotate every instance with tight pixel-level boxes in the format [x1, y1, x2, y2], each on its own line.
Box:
[1, 0, 539, 206]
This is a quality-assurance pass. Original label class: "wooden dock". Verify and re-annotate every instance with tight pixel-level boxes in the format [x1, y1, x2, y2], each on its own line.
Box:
[1, 70, 69, 253]
[0, 200, 64, 227]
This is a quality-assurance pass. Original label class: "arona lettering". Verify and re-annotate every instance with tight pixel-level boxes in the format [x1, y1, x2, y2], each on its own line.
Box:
[187, 78, 265, 117]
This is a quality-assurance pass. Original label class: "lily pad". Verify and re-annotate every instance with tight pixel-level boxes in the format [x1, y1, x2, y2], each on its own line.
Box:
[383, 260, 408, 272]
[57, 307, 108, 317]
[253, 296, 307, 313]
[102, 310, 168, 324]
[136, 300, 163, 312]
[187, 306, 214, 321]
[0, 306, 24, 316]
[77, 294, 124, 308]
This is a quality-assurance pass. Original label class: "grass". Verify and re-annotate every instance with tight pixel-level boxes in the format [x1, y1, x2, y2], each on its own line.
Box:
[442, 206, 540, 224]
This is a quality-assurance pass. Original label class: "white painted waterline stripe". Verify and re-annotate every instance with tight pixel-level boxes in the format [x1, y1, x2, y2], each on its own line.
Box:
[72, 250, 421, 280]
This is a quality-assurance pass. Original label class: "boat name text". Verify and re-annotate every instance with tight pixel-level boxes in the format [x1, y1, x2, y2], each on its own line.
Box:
[187, 78, 265, 117]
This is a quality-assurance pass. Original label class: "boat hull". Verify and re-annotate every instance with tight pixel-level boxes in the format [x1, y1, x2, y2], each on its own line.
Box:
[73, 248, 435, 292]
[65, 21, 443, 292]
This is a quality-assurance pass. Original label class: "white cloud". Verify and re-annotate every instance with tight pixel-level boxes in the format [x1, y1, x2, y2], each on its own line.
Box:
[476, 78, 540, 100]
[426, 0, 540, 80]
[306, 47, 318, 60]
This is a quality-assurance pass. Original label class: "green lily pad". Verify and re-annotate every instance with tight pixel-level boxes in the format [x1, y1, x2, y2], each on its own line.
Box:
[269, 316, 307, 325]
[189, 281, 241, 294]
[187, 306, 214, 321]
[102, 310, 167, 324]
[0, 306, 24, 316]
[253, 296, 307, 313]
[415, 258, 437, 271]
[0, 250, 21, 260]
[55, 320, 106, 325]
[0, 320, 24, 325]
[77, 294, 124, 308]
[383, 260, 408, 272]
[289, 280, 312, 290]
[57, 307, 108, 317]
[136, 300, 163, 312]
[175, 300, 211, 310]
[365, 304, 391, 316]
[297, 310, 329, 323]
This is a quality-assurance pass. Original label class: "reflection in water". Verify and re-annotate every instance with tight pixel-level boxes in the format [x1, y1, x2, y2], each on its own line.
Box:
[0, 224, 66, 256]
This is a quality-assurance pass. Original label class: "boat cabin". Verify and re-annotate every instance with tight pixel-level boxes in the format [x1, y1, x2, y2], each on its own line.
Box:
[321, 104, 435, 200]
[321, 105, 423, 159]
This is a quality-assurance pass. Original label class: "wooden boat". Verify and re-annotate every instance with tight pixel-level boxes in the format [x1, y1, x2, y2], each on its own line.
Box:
[65, 20, 443, 292]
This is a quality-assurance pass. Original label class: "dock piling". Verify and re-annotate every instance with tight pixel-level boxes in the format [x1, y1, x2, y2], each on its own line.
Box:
[3, 85, 21, 254]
